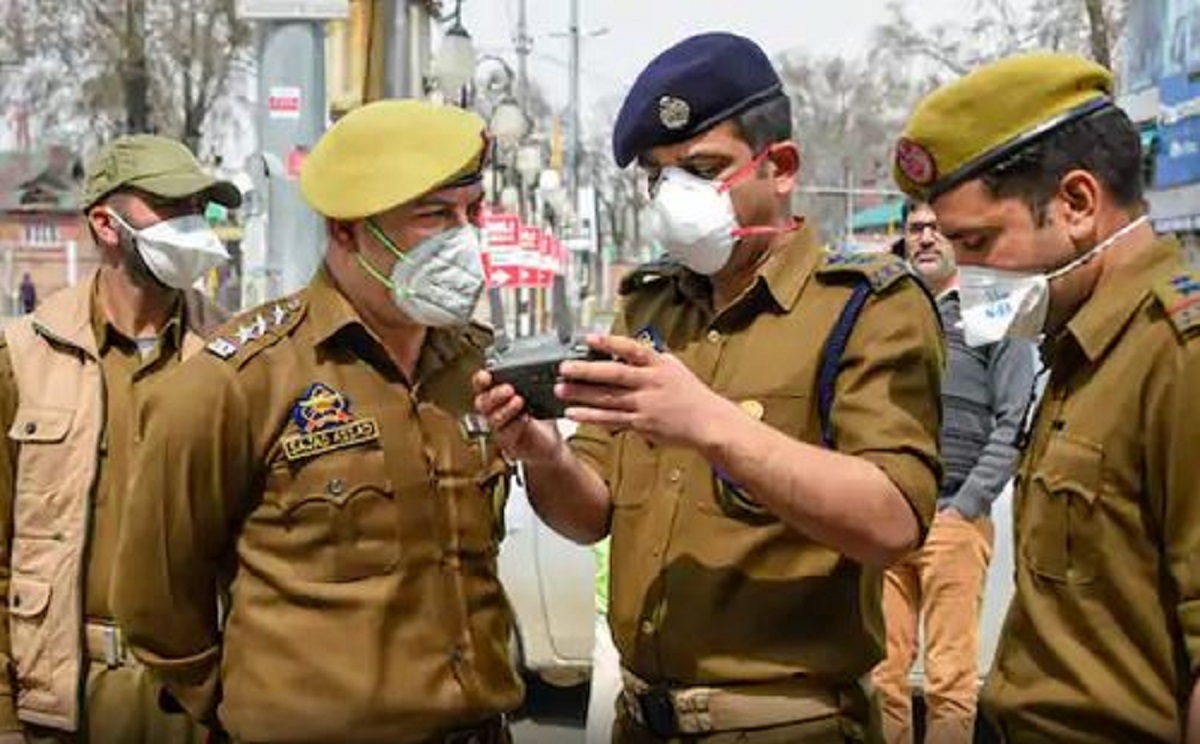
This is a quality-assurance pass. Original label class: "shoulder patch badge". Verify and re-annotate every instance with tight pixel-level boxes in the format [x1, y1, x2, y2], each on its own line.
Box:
[281, 382, 380, 462]
[634, 325, 665, 352]
[1155, 272, 1200, 339]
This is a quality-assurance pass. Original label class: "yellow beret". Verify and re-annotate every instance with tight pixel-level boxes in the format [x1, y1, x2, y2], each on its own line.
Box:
[300, 99, 486, 219]
[894, 52, 1115, 201]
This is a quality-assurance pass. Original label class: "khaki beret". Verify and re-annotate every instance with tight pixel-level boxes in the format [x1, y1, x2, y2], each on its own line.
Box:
[894, 52, 1115, 201]
[300, 99, 486, 220]
[83, 134, 241, 211]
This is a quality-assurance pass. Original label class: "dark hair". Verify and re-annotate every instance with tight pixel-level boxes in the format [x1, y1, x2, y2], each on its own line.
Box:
[900, 199, 919, 226]
[979, 107, 1145, 225]
[732, 95, 793, 152]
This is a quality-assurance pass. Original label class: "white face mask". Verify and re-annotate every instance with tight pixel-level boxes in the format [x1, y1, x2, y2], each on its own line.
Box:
[957, 214, 1150, 347]
[645, 151, 781, 275]
[358, 221, 486, 328]
[110, 211, 229, 290]
[646, 167, 740, 275]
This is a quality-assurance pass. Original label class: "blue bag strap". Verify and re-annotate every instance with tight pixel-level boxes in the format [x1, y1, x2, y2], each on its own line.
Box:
[817, 280, 873, 449]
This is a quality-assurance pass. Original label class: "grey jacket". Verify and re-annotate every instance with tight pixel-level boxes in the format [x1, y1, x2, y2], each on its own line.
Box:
[937, 290, 1037, 519]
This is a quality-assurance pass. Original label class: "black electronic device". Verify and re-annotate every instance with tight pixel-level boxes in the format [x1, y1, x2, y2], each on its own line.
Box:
[485, 274, 608, 420]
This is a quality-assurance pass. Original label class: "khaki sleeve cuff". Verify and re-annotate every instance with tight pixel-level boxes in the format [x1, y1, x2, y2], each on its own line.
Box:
[131, 645, 222, 725]
[861, 449, 939, 540]
[568, 425, 612, 487]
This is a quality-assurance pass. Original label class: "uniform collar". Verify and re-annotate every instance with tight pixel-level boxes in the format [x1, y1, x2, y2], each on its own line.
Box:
[1062, 236, 1181, 363]
[89, 274, 184, 354]
[306, 266, 489, 381]
[306, 267, 364, 348]
[753, 219, 821, 314]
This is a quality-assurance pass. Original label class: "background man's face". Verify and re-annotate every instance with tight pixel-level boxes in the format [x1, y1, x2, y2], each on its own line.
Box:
[904, 203, 956, 286]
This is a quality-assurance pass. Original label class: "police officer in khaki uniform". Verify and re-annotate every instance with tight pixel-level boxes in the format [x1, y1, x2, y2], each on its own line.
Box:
[475, 33, 943, 742]
[113, 101, 522, 743]
[0, 135, 234, 743]
[896, 53, 1200, 742]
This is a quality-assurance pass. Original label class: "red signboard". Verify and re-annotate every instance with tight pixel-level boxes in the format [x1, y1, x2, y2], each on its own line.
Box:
[481, 210, 520, 248]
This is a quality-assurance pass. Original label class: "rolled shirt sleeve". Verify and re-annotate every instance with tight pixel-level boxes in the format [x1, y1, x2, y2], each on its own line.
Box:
[830, 284, 944, 537]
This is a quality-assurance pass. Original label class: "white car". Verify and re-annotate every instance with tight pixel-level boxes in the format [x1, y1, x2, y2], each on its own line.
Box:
[498, 465, 596, 687]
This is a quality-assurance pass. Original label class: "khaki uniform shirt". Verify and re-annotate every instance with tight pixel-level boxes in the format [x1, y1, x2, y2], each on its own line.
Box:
[982, 237, 1200, 742]
[86, 286, 185, 621]
[113, 270, 523, 744]
[571, 224, 943, 690]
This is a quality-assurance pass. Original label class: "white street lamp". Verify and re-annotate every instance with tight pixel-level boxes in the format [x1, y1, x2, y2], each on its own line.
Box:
[489, 99, 528, 148]
[515, 144, 544, 186]
[433, 2, 476, 98]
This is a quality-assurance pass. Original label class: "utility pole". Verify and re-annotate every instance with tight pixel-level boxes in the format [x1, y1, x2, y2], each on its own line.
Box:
[567, 0, 580, 214]
[515, 0, 531, 117]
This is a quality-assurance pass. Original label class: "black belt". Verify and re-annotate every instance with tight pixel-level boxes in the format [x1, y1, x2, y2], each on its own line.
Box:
[629, 687, 680, 739]
[438, 715, 508, 744]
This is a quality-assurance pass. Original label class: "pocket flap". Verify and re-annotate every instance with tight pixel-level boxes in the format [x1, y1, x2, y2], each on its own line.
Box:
[9, 407, 72, 444]
[9, 576, 51, 618]
[1033, 434, 1104, 504]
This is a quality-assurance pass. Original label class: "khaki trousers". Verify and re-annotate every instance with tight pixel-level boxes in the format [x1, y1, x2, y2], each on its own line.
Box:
[872, 512, 994, 744]
[25, 661, 204, 744]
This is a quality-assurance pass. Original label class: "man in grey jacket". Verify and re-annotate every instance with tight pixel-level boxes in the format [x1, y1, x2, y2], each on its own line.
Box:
[873, 201, 1037, 744]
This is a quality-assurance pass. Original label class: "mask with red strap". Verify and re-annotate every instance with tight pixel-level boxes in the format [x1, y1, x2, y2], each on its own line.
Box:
[646, 147, 791, 275]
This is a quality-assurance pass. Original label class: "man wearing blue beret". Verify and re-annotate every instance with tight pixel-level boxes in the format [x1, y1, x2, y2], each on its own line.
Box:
[898, 52, 1200, 743]
[476, 32, 944, 742]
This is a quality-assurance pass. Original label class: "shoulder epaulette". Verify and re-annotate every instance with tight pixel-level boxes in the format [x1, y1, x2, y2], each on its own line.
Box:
[816, 251, 912, 293]
[205, 293, 307, 367]
[1153, 271, 1200, 339]
[618, 259, 685, 296]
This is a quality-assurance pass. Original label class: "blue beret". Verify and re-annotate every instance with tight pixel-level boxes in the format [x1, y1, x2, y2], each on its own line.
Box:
[612, 32, 784, 167]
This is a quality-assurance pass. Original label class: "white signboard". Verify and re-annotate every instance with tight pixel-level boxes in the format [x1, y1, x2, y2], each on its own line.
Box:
[237, 0, 349, 20]
[267, 86, 302, 119]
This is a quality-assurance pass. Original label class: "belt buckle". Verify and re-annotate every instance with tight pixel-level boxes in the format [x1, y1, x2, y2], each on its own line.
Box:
[636, 686, 679, 739]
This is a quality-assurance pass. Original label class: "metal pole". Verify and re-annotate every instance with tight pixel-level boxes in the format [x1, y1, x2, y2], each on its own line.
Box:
[567, 0, 580, 213]
[257, 21, 327, 299]
[515, 0, 531, 115]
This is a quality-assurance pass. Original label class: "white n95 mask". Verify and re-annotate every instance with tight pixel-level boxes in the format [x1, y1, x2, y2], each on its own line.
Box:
[110, 211, 229, 290]
[358, 221, 486, 328]
[957, 214, 1149, 347]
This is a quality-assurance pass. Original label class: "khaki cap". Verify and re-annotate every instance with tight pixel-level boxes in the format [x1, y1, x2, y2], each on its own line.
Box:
[82, 134, 242, 210]
[300, 99, 487, 220]
[894, 52, 1115, 202]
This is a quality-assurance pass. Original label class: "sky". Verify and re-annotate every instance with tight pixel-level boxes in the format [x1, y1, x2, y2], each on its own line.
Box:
[459, 0, 971, 133]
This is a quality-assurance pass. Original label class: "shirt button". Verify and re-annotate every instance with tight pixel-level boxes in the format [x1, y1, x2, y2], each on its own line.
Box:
[640, 620, 655, 635]
[326, 479, 346, 496]
[706, 330, 721, 344]
[668, 469, 681, 484]
[23, 422, 35, 435]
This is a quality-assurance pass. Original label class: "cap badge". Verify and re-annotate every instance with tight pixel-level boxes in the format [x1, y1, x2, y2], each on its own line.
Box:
[659, 96, 691, 131]
[896, 137, 937, 187]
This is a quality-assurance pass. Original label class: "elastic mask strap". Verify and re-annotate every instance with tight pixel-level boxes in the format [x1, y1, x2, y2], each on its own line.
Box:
[357, 218, 405, 291]
[716, 148, 772, 194]
[1045, 214, 1149, 282]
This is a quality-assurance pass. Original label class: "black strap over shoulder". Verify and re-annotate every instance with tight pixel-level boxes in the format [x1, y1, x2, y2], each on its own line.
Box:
[817, 279, 873, 449]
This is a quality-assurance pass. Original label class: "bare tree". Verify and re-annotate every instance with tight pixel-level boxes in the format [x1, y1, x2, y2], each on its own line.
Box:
[871, 0, 1127, 80]
[1, 0, 251, 154]
[781, 52, 920, 243]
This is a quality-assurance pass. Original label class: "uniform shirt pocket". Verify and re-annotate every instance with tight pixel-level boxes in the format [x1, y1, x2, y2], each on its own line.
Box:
[9, 406, 73, 496]
[8, 575, 55, 696]
[264, 448, 399, 583]
[1026, 434, 1104, 584]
